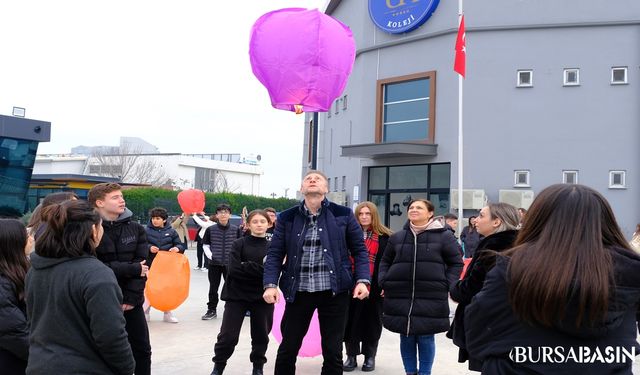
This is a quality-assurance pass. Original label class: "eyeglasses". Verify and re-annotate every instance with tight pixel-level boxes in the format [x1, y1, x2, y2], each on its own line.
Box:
[217, 211, 230, 215]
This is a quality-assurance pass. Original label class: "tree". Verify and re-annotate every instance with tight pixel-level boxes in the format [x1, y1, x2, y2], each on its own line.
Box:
[88, 144, 169, 186]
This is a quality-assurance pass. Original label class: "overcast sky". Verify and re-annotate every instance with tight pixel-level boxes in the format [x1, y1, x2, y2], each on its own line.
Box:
[0, 0, 327, 198]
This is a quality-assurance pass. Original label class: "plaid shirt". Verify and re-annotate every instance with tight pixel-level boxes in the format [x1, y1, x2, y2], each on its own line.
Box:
[297, 207, 331, 292]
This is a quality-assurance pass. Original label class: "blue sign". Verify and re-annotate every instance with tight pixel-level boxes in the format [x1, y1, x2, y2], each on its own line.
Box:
[368, 0, 440, 34]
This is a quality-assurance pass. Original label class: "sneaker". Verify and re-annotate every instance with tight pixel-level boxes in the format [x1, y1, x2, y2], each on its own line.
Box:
[163, 312, 179, 323]
[202, 310, 217, 320]
[193, 266, 201, 270]
[145, 312, 150, 322]
[200, 267, 208, 272]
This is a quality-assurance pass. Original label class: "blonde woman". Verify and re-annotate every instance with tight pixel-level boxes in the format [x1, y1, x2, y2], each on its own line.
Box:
[343, 202, 392, 372]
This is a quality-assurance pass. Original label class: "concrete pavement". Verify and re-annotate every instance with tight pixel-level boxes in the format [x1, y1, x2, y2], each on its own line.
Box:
[148, 245, 639, 374]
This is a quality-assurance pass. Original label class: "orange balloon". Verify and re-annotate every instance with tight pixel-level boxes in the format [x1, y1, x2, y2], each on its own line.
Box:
[145, 252, 191, 311]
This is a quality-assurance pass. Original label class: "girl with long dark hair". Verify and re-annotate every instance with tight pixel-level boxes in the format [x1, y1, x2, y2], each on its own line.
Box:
[0, 219, 31, 375]
[26, 200, 135, 374]
[465, 184, 640, 374]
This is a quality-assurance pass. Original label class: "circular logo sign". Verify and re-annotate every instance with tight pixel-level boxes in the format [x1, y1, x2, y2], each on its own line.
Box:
[368, 0, 440, 34]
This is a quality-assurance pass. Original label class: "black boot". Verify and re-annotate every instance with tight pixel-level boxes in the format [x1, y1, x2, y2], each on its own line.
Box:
[362, 356, 375, 371]
[252, 364, 264, 375]
[210, 363, 225, 375]
[343, 356, 357, 372]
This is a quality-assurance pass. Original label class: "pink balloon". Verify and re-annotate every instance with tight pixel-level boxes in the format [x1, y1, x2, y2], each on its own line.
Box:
[249, 8, 356, 113]
[271, 290, 322, 357]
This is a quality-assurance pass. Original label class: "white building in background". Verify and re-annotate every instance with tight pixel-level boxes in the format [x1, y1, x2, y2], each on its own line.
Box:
[35, 144, 263, 195]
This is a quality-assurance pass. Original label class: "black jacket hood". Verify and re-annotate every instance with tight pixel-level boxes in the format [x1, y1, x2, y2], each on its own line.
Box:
[29, 253, 92, 270]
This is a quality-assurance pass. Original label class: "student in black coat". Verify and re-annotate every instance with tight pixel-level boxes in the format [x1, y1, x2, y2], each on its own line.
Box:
[447, 203, 520, 371]
[464, 184, 640, 374]
[343, 202, 392, 372]
[144, 207, 186, 323]
[210, 210, 275, 375]
[378, 199, 463, 375]
[0, 219, 31, 375]
[26, 200, 135, 375]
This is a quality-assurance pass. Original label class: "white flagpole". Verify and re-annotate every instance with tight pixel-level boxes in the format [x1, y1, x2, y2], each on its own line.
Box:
[457, 0, 464, 239]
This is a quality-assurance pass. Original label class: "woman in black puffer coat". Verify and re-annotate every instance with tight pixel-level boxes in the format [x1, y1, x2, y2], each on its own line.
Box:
[447, 203, 520, 371]
[378, 199, 463, 375]
[0, 219, 31, 375]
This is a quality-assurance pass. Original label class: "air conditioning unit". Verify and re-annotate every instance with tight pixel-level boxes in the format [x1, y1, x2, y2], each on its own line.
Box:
[499, 190, 534, 209]
[326, 191, 347, 206]
[451, 189, 486, 209]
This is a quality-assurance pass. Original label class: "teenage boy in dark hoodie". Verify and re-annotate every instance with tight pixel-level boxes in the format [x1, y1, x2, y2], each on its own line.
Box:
[88, 183, 152, 375]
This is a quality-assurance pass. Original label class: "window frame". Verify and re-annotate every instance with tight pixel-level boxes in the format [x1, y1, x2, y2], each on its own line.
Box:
[563, 68, 580, 86]
[375, 71, 437, 144]
[517, 70, 533, 87]
[609, 170, 626, 189]
[611, 67, 628, 85]
[514, 170, 531, 188]
[562, 170, 578, 184]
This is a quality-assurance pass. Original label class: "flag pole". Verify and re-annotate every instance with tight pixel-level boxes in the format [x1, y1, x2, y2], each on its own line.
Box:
[456, 0, 464, 239]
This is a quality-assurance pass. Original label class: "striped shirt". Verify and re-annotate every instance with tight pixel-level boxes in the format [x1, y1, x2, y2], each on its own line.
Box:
[297, 207, 331, 292]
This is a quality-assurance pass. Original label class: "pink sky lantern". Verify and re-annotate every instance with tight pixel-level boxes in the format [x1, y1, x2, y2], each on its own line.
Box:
[249, 8, 356, 114]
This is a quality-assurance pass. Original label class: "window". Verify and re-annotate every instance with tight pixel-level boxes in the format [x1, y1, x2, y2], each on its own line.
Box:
[342, 95, 348, 110]
[341, 176, 346, 191]
[609, 170, 626, 189]
[562, 170, 578, 184]
[514, 170, 530, 187]
[376, 71, 436, 144]
[327, 177, 331, 190]
[517, 70, 533, 87]
[611, 67, 628, 85]
[335, 100, 340, 115]
[563, 68, 580, 86]
[334, 177, 338, 192]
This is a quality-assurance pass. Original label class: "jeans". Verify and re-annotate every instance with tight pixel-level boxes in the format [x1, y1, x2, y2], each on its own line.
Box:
[275, 291, 350, 375]
[399, 334, 435, 375]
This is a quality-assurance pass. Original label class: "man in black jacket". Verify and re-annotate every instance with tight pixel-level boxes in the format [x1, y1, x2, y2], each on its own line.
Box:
[202, 203, 241, 320]
[89, 183, 152, 375]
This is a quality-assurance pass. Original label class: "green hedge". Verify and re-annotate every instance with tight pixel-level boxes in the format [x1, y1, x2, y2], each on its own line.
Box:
[123, 188, 298, 222]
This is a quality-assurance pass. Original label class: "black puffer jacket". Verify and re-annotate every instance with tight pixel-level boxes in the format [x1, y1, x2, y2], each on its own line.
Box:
[203, 222, 240, 266]
[96, 208, 149, 307]
[145, 219, 185, 267]
[447, 230, 517, 370]
[465, 247, 640, 374]
[0, 274, 28, 375]
[378, 219, 463, 335]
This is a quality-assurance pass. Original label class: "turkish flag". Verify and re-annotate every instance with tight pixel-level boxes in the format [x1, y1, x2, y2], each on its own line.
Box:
[454, 15, 466, 77]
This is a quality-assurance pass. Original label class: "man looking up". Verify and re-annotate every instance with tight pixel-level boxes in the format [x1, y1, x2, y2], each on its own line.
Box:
[263, 170, 371, 375]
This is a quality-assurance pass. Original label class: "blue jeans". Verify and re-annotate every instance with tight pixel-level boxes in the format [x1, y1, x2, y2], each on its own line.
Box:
[399, 334, 435, 375]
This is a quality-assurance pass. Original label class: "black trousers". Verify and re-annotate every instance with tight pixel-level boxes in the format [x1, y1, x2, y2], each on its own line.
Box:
[207, 265, 227, 311]
[275, 291, 350, 375]
[124, 304, 152, 375]
[344, 296, 383, 358]
[212, 301, 275, 366]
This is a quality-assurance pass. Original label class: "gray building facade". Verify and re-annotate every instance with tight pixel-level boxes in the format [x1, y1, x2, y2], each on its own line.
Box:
[301, 0, 639, 235]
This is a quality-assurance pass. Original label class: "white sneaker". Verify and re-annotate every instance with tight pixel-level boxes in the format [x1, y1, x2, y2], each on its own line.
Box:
[193, 266, 201, 270]
[163, 312, 178, 323]
[200, 267, 208, 272]
[145, 312, 150, 322]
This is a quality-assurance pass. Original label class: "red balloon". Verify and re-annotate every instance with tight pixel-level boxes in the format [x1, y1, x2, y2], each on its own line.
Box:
[177, 189, 205, 214]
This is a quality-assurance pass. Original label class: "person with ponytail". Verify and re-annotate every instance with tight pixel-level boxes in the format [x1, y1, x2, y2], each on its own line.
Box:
[447, 203, 520, 371]
[25, 200, 135, 375]
[0, 219, 32, 375]
[464, 184, 640, 374]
